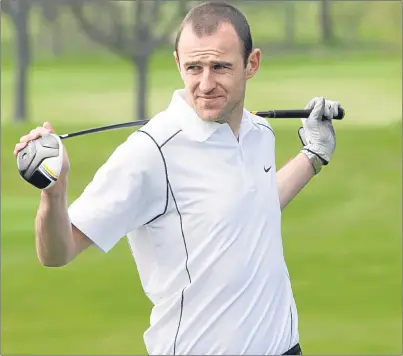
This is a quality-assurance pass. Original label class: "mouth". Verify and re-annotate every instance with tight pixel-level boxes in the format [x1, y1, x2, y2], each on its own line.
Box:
[198, 96, 222, 100]
[197, 96, 224, 105]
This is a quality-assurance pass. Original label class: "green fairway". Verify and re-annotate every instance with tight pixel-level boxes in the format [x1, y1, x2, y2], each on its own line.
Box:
[2, 51, 401, 127]
[1, 52, 402, 354]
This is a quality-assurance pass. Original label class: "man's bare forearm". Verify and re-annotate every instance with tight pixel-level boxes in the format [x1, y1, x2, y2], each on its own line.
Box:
[35, 182, 75, 267]
[276, 152, 315, 211]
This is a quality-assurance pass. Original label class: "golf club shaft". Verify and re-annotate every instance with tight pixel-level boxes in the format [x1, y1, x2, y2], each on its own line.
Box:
[59, 108, 345, 140]
[59, 119, 150, 140]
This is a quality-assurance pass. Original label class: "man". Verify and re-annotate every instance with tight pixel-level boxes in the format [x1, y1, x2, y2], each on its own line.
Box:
[14, 2, 341, 355]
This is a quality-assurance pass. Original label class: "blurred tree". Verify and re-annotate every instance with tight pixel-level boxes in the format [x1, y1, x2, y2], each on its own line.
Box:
[2, 0, 33, 122]
[38, 0, 63, 57]
[284, 2, 295, 46]
[69, 0, 188, 121]
[321, 0, 333, 44]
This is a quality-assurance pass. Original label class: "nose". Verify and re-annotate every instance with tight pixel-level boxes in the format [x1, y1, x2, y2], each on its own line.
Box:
[199, 69, 216, 94]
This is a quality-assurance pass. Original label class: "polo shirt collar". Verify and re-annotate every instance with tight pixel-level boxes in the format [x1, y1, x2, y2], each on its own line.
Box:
[167, 89, 258, 142]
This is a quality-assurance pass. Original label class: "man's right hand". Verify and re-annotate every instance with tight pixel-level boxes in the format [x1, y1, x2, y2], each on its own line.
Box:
[14, 122, 71, 193]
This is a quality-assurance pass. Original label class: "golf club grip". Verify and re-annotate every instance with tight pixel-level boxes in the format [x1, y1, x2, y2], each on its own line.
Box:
[254, 108, 345, 120]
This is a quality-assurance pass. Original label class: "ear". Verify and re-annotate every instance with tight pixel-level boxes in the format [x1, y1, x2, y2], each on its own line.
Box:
[173, 51, 180, 71]
[246, 48, 261, 80]
[173, 51, 184, 81]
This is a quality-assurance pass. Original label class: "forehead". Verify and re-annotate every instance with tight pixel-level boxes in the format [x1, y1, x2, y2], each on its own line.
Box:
[177, 22, 243, 61]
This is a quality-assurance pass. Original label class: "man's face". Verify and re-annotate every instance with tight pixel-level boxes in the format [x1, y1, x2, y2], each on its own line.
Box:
[175, 22, 260, 123]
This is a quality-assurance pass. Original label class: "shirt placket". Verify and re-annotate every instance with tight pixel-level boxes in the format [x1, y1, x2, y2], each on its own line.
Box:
[237, 142, 255, 192]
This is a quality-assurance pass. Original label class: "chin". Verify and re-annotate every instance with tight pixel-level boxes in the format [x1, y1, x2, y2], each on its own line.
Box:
[195, 107, 223, 122]
[199, 111, 223, 122]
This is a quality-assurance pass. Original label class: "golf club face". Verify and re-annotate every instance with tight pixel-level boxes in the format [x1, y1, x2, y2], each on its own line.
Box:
[17, 134, 62, 189]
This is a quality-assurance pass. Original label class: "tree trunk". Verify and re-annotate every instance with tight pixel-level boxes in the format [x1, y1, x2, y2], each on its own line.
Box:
[135, 57, 147, 121]
[284, 2, 295, 46]
[14, 1, 30, 122]
[41, 1, 62, 57]
[51, 20, 62, 57]
[321, 0, 333, 44]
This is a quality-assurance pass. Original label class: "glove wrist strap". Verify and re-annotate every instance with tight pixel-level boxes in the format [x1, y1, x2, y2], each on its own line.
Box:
[301, 149, 323, 175]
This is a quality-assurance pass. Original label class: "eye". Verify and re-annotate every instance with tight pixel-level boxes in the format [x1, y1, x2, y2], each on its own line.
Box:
[187, 65, 201, 72]
[213, 64, 226, 71]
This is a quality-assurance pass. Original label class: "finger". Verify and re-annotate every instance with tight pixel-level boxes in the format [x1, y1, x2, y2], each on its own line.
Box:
[302, 97, 321, 126]
[19, 126, 52, 143]
[43, 122, 54, 132]
[13, 142, 28, 156]
[333, 102, 341, 117]
[324, 101, 333, 119]
[324, 99, 342, 120]
[308, 97, 325, 120]
[304, 97, 319, 111]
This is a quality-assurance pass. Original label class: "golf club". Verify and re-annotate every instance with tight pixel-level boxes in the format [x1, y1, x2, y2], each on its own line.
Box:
[59, 108, 345, 140]
[16, 107, 345, 190]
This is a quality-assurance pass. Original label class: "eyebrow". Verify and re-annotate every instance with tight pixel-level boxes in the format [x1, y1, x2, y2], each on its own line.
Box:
[183, 60, 233, 68]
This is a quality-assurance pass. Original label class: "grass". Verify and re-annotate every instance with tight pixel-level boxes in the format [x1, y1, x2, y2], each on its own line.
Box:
[2, 51, 401, 126]
[2, 121, 401, 355]
[1, 51, 402, 354]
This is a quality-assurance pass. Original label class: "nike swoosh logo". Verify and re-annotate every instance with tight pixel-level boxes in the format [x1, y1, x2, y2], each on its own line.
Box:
[264, 166, 271, 173]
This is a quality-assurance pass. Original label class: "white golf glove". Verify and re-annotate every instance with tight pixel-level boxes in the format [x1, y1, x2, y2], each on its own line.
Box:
[298, 97, 341, 174]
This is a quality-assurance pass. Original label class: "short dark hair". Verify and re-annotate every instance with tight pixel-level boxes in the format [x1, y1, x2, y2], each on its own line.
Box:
[174, 1, 253, 67]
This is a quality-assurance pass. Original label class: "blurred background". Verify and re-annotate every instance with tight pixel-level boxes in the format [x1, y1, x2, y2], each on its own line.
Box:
[1, 0, 402, 354]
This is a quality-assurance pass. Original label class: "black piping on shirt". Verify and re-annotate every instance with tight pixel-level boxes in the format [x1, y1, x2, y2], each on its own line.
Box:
[168, 181, 192, 354]
[256, 122, 275, 137]
[289, 306, 293, 348]
[137, 129, 181, 224]
[137, 129, 191, 354]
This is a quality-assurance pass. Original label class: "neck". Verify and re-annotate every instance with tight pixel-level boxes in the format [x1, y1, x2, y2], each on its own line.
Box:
[184, 92, 244, 138]
[222, 102, 244, 139]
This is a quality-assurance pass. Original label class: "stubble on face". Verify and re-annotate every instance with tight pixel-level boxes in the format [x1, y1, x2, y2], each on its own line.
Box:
[175, 22, 247, 125]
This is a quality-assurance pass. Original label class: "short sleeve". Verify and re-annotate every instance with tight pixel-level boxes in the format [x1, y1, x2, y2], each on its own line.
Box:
[68, 131, 166, 253]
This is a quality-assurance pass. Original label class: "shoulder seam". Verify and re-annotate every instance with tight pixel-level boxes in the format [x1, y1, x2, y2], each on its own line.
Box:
[161, 130, 183, 148]
[256, 122, 275, 137]
[136, 130, 170, 224]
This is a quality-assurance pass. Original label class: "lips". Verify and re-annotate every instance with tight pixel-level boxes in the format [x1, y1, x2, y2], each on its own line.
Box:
[198, 96, 222, 100]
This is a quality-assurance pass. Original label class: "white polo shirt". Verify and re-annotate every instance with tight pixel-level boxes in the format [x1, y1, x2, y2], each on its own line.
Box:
[68, 89, 299, 355]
